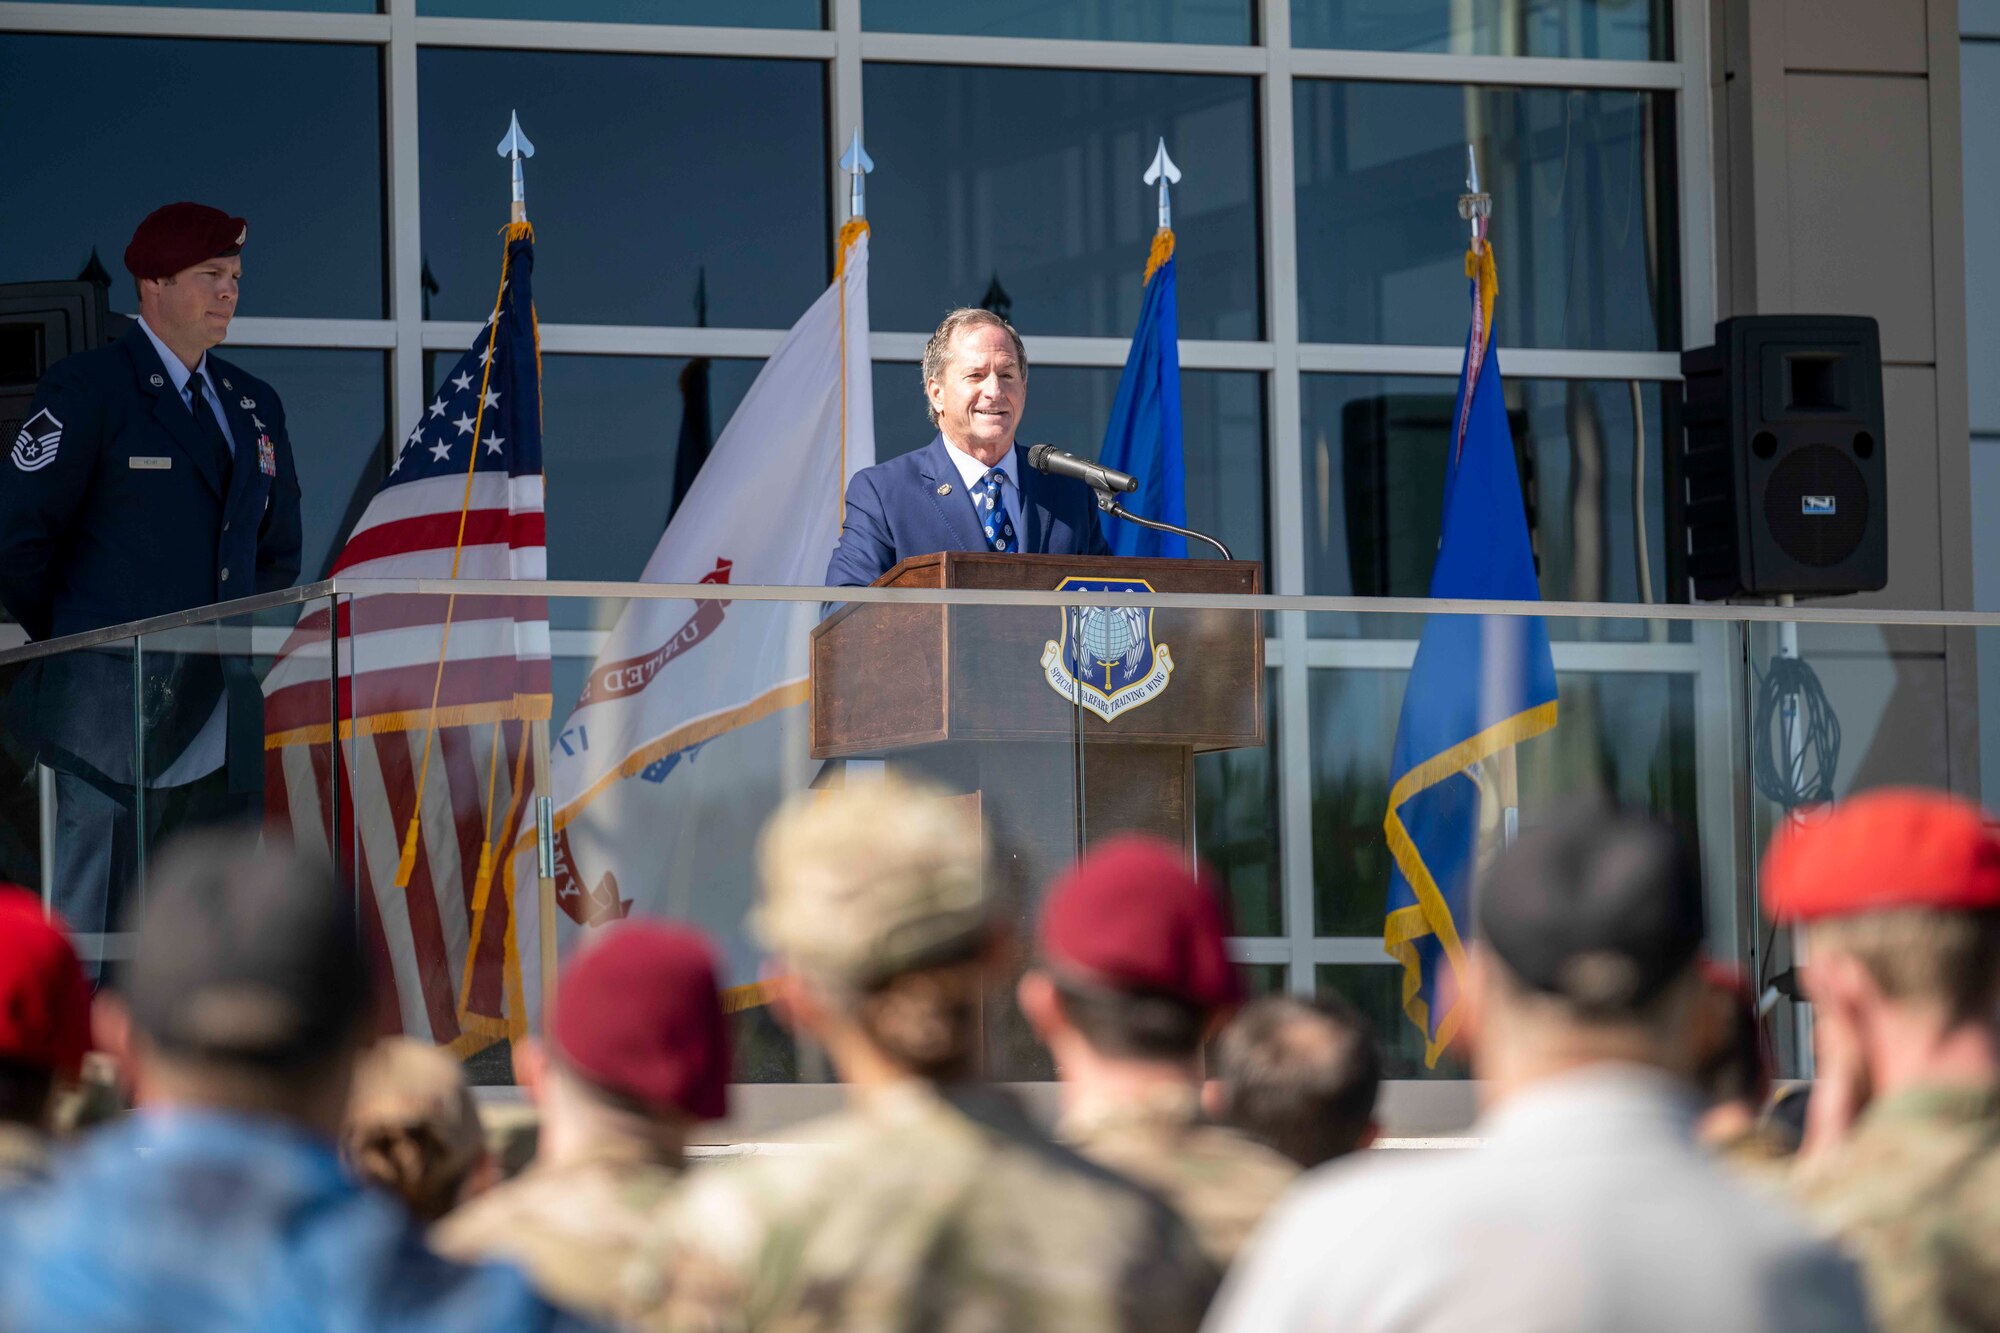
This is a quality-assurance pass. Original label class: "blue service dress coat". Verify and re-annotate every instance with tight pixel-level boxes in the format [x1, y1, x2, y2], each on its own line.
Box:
[825, 434, 1111, 587]
[0, 325, 303, 794]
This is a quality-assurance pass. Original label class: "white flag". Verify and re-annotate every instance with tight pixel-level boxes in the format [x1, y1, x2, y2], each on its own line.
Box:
[506, 225, 874, 1021]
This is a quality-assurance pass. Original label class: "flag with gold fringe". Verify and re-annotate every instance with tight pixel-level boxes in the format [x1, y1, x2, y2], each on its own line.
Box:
[264, 222, 550, 1056]
[1098, 220, 1186, 558]
[1381, 235, 1557, 1067]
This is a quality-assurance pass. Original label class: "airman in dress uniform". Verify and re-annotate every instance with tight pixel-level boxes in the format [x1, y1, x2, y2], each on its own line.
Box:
[619, 779, 1219, 1333]
[1764, 788, 2000, 1332]
[0, 202, 302, 959]
[1020, 835, 1299, 1271]
[432, 922, 729, 1325]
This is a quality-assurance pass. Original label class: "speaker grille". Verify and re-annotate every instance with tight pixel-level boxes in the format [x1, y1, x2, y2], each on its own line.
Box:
[1763, 444, 1869, 568]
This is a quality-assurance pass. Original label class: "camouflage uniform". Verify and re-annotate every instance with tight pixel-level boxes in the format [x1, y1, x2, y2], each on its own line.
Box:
[619, 1079, 1219, 1333]
[431, 1140, 685, 1325]
[1790, 1084, 2000, 1333]
[0, 1123, 52, 1190]
[1060, 1084, 1297, 1270]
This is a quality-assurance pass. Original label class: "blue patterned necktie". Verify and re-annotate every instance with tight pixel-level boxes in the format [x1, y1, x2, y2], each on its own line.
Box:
[976, 467, 1018, 553]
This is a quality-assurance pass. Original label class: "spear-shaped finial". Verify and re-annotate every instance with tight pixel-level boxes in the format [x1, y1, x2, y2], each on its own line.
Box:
[1457, 143, 1491, 252]
[497, 111, 536, 224]
[839, 127, 874, 221]
[1144, 138, 1182, 231]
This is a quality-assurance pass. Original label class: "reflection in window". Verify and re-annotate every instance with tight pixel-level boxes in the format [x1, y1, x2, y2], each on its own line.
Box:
[871, 362, 1268, 569]
[221, 349, 390, 583]
[419, 0, 817, 23]
[419, 51, 827, 328]
[1317, 964, 1470, 1078]
[1197, 670, 1282, 938]
[863, 0, 1250, 44]
[1307, 667, 1696, 939]
[864, 65, 1263, 340]
[0, 36, 385, 318]
[33, 0, 374, 11]
[1294, 81, 1678, 350]
[1292, 0, 1670, 60]
[1301, 373, 1671, 636]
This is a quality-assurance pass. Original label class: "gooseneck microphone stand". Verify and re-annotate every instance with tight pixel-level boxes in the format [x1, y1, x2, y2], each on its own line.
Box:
[1090, 486, 1234, 561]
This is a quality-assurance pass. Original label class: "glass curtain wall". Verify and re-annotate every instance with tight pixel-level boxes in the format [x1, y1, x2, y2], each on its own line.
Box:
[0, 0, 1708, 1085]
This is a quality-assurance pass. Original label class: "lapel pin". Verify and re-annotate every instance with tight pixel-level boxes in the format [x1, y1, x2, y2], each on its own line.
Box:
[937, 483, 952, 496]
[149, 374, 164, 387]
[221, 377, 232, 390]
[252, 414, 266, 430]
[240, 397, 255, 410]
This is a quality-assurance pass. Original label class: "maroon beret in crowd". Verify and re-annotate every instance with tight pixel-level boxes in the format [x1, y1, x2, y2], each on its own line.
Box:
[551, 921, 729, 1122]
[0, 886, 92, 1078]
[1039, 834, 1242, 1012]
[123, 202, 249, 280]
[1764, 787, 2000, 922]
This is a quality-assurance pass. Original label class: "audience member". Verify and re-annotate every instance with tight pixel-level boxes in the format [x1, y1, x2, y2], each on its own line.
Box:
[434, 922, 728, 1324]
[1207, 993, 1382, 1169]
[1764, 788, 2000, 1332]
[1690, 962, 1796, 1172]
[620, 781, 1218, 1331]
[0, 888, 91, 1189]
[1022, 835, 1298, 1269]
[1204, 812, 1870, 1333]
[344, 1036, 493, 1222]
[0, 833, 603, 1331]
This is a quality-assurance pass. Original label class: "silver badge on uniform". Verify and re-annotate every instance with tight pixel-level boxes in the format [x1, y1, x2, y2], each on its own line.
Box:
[240, 397, 255, 410]
[221, 378, 232, 390]
[149, 374, 164, 388]
[11, 408, 62, 473]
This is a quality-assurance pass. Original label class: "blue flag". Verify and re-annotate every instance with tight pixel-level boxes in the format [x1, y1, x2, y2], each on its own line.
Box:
[1098, 232, 1187, 558]
[1382, 241, 1558, 1067]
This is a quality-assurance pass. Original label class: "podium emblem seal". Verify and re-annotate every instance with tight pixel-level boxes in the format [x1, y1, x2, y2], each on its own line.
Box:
[1041, 576, 1175, 722]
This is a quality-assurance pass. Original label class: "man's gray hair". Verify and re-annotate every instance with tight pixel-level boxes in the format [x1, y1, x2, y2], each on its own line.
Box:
[920, 307, 1028, 425]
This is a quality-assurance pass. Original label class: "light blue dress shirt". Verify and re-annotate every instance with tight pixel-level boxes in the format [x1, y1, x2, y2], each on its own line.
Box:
[138, 316, 237, 458]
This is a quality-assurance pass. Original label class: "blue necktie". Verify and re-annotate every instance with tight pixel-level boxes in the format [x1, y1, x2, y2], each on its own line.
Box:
[976, 467, 1018, 553]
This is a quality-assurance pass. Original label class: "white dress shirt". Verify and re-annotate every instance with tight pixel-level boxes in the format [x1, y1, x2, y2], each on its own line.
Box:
[1203, 1064, 1871, 1333]
[941, 438, 1023, 549]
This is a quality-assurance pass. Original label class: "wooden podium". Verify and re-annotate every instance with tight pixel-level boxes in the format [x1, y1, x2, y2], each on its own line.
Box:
[809, 553, 1264, 899]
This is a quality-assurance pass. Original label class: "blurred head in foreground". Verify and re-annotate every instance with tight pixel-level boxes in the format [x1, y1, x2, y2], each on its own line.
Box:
[99, 832, 376, 1141]
[343, 1037, 490, 1223]
[1210, 993, 1383, 1167]
[1469, 811, 1707, 1100]
[756, 778, 996, 1086]
[1021, 834, 1241, 1082]
[1689, 962, 1796, 1164]
[0, 887, 92, 1182]
[1763, 789, 2000, 1123]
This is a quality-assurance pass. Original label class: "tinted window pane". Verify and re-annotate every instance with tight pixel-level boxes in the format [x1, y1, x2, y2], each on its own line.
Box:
[1317, 964, 1470, 1078]
[865, 65, 1262, 339]
[1295, 81, 1678, 350]
[222, 349, 389, 583]
[871, 362, 1268, 569]
[419, 0, 816, 23]
[1308, 666, 1696, 937]
[1293, 0, 1669, 60]
[1301, 373, 1671, 636]
[419, 51, 827, 327]
[0, 37, 385, 318]
[1198, 670, 1281, 936]
[41, 0, 373, 9]
[864, 0, 1249, 44]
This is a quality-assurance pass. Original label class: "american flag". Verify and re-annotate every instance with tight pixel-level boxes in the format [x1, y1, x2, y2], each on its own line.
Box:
[264, 224, 551, 1054]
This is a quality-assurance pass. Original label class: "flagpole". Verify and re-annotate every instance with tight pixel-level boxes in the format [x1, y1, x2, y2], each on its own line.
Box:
[498, 110, 560, 1027]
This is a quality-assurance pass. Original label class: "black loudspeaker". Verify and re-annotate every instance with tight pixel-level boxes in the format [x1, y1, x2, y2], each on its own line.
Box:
[1677, 314, 1886, 600]
[0, 279, 125, 454]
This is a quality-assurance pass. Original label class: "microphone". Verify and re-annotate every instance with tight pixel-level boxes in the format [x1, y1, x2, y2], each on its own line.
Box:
[1026, 443, 1137, 494]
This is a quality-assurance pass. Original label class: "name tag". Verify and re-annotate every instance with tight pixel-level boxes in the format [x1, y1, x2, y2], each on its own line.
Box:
[129, 456, 172, 470]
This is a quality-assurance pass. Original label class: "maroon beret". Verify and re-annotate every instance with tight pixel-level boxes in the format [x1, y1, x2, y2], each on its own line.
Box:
[1764, 788, 2000, 922]
[1039, 835, 1242, 1012]
[551, 921, 729, 1121]
[124, 202, 248, 280]
[0, 886, 92, 1077]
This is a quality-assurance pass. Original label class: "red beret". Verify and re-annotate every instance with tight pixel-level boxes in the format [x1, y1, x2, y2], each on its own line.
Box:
[1763, 788, 2000, 922]
[1039, 835, 1242, 1011]
[551, 921, 729, 1121]
[124, 202, 248, 280]
[0, 886, 92, 1077]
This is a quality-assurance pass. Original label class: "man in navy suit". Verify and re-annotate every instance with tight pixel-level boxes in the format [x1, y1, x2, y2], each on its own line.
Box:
[826, 308, 1110, 587]
[0, 202, 302, 960]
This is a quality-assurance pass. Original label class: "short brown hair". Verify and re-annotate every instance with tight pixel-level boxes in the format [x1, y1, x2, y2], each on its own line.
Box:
[1213, 994, 1382, 1168]
[920, 308, 1027, 425]
[1807, 907, 2000, 1023]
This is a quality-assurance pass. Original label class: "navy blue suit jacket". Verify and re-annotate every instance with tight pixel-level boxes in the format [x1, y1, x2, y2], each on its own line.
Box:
[0, 326, 303, 791]
[826, 435, 1110, 587]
